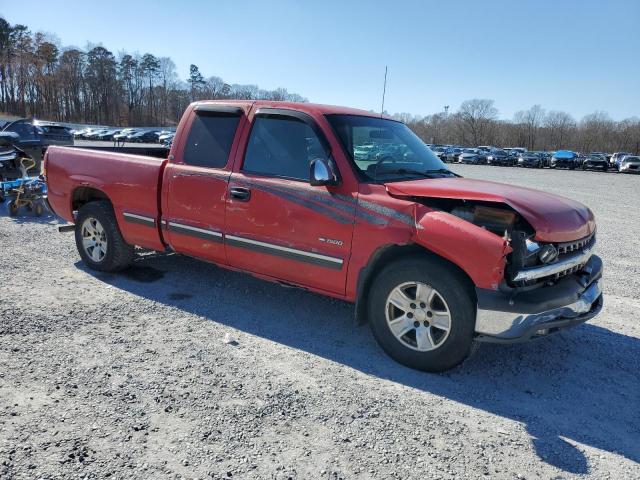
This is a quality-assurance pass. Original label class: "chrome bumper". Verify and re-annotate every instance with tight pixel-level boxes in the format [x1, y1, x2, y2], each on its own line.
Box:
[475, 255, 603, 342]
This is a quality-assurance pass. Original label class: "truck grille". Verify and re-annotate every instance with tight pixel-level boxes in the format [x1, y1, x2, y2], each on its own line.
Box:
[557, 232, 595, 255]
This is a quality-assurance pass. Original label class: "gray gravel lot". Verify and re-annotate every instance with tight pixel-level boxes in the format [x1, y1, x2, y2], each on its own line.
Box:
[1, 165, 639, 479]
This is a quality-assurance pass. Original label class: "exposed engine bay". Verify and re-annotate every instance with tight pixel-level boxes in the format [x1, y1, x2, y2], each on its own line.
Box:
[418, 197, 594, 290]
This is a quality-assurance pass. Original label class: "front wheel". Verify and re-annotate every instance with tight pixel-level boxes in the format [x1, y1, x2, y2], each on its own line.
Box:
[367, 256, 476, 372]
[74, 201, 134, 272]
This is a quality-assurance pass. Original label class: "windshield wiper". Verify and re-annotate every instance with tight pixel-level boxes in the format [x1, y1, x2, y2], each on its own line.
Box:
[375, 167, 455, 179]
[422, 168, 456, 176]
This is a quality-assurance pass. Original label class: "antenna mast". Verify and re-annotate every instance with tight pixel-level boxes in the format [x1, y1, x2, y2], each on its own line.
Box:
[380, 66, 388, 117]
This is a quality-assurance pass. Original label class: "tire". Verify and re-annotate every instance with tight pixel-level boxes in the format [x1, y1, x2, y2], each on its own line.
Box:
[34, 202, 44, 217]
[8, 200, 18, 216]
[367, 256, 476, 372]
[74, 201, 134, 272]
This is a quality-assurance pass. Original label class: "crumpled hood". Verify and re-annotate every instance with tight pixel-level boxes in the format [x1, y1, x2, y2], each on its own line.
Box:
[386, 177, 595, 243]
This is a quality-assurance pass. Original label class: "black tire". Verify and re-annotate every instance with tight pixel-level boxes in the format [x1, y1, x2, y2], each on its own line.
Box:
[74, 201, 134, 272]
[8, 200, 18, 216]
[34, 201, 44, 217]
[367, 256, 476, 372]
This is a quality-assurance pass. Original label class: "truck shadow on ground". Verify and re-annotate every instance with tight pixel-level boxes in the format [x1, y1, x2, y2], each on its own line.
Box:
[83, 252, 640, 475]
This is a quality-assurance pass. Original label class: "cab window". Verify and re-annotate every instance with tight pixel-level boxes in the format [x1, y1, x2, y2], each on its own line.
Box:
[183, 112, 240, 168]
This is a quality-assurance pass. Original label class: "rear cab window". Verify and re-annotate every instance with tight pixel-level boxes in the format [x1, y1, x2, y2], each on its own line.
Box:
[183, 112, 241, 168]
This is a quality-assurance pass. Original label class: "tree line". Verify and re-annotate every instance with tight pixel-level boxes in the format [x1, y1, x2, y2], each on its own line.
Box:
[0, 18, 307, 127]
[1, 18, 638, 153]
[394, 99, 640, 154]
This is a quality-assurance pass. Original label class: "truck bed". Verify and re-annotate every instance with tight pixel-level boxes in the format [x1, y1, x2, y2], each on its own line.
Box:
[45, 146, 167, 251]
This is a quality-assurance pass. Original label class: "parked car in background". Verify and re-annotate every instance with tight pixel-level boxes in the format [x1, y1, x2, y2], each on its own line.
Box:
[477, 145, 495, 152]
[582, 153, 609, 171]
[539, 151, 552, 167]
[459, 148, 488, 164]
[550, 150, 579, 169]
[444, 147, 464, 163]
[84, 129, 110, 140]
[610, 152, 633, 168]
[157, 131, 175, 144]
[509, 147, 527, 154]
[75, 127, 104, 140]
[113, 128, 137, 144]
[431, 146, 448, 162]
[126, 130, 160, 143]
[96, 129, 122, 141]
[487, 149, 514, 166]
[517, 151, 544, 168]
[161, 135, 174, 148]
[617, 155, 640, 174]
[0, 118, 73, 170]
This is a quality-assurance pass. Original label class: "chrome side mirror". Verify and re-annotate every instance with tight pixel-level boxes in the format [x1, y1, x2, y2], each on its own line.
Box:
[310, 158, 339, 186]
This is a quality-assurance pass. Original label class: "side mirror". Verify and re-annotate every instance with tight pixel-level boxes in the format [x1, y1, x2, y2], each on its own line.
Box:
[310, 158, 339, 187]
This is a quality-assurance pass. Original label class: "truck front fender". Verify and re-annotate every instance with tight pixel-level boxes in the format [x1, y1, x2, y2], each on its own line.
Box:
[413, 208, 511, 290]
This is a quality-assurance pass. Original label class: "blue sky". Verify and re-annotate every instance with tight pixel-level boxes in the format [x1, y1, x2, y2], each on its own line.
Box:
[1, 0, 638, 120]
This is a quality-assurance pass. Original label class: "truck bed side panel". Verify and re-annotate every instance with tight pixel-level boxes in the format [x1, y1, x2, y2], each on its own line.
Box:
[46, 146, 166, 251]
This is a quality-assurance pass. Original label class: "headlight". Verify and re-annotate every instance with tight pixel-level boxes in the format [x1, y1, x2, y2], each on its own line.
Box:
[525, 239, 558, 264]
[538, 244, 558, 264]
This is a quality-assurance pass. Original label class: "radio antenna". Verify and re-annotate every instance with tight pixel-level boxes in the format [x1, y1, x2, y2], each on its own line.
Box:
[380, 66, 388, 117]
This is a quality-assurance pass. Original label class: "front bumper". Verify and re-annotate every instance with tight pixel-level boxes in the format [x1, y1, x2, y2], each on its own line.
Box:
[620, 163, 640, 173]
[474, 255, 603, 342]
[584, 162, 607, 170]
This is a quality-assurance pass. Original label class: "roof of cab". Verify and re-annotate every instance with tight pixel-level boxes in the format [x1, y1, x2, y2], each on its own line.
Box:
[190, 100, 394, 120]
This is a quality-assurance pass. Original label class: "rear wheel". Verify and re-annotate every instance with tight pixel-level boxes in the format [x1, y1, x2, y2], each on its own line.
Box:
[368, 256, 476, 372]
[75, 201, 134, 272]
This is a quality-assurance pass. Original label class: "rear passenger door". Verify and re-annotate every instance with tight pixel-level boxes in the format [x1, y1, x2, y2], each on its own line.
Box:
[225, 109, 355, 295]
[162, 105, 247, 264]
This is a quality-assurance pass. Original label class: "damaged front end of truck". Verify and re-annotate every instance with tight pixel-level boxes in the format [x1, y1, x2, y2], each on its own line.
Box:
[393, 183, 604, 343]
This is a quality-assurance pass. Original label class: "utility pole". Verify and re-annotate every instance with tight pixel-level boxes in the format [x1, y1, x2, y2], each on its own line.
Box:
[444, 105, 449, 117]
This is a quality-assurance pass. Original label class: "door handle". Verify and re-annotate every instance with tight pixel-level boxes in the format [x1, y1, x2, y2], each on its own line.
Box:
[229, 186, 251, 201]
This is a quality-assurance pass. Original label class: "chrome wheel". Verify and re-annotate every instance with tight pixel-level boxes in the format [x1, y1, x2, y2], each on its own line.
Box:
[81, 217, 107, 263]
[385, 281, 452, 352]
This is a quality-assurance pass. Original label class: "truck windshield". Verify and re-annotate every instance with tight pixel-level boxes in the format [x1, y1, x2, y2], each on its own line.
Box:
[326, 114, 452, 181]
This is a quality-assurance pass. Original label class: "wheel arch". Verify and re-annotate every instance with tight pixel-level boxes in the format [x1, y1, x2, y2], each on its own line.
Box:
[354, 243, 477, 325]
[71, 186, 111, 212]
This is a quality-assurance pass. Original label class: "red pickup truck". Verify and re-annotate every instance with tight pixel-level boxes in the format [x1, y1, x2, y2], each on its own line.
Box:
[45, 101, 603, 372]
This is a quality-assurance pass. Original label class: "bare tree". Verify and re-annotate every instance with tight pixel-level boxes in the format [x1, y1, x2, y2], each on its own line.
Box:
[542, 111, 575, 150]
[513, 105, 545, 150]
[458, 99, 498, 146]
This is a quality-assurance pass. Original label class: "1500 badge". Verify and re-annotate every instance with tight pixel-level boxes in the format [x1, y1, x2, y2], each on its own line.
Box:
[318, 237, 344, 246]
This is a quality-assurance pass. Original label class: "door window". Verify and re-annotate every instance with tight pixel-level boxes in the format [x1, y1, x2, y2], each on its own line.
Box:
[243, 116, 327, 181]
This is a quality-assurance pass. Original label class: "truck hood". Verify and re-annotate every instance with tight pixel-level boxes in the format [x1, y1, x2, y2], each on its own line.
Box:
[385, 177, 595, 243]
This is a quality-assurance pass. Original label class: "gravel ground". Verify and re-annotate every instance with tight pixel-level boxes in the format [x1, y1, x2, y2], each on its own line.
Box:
[1, 165, 639, 480]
